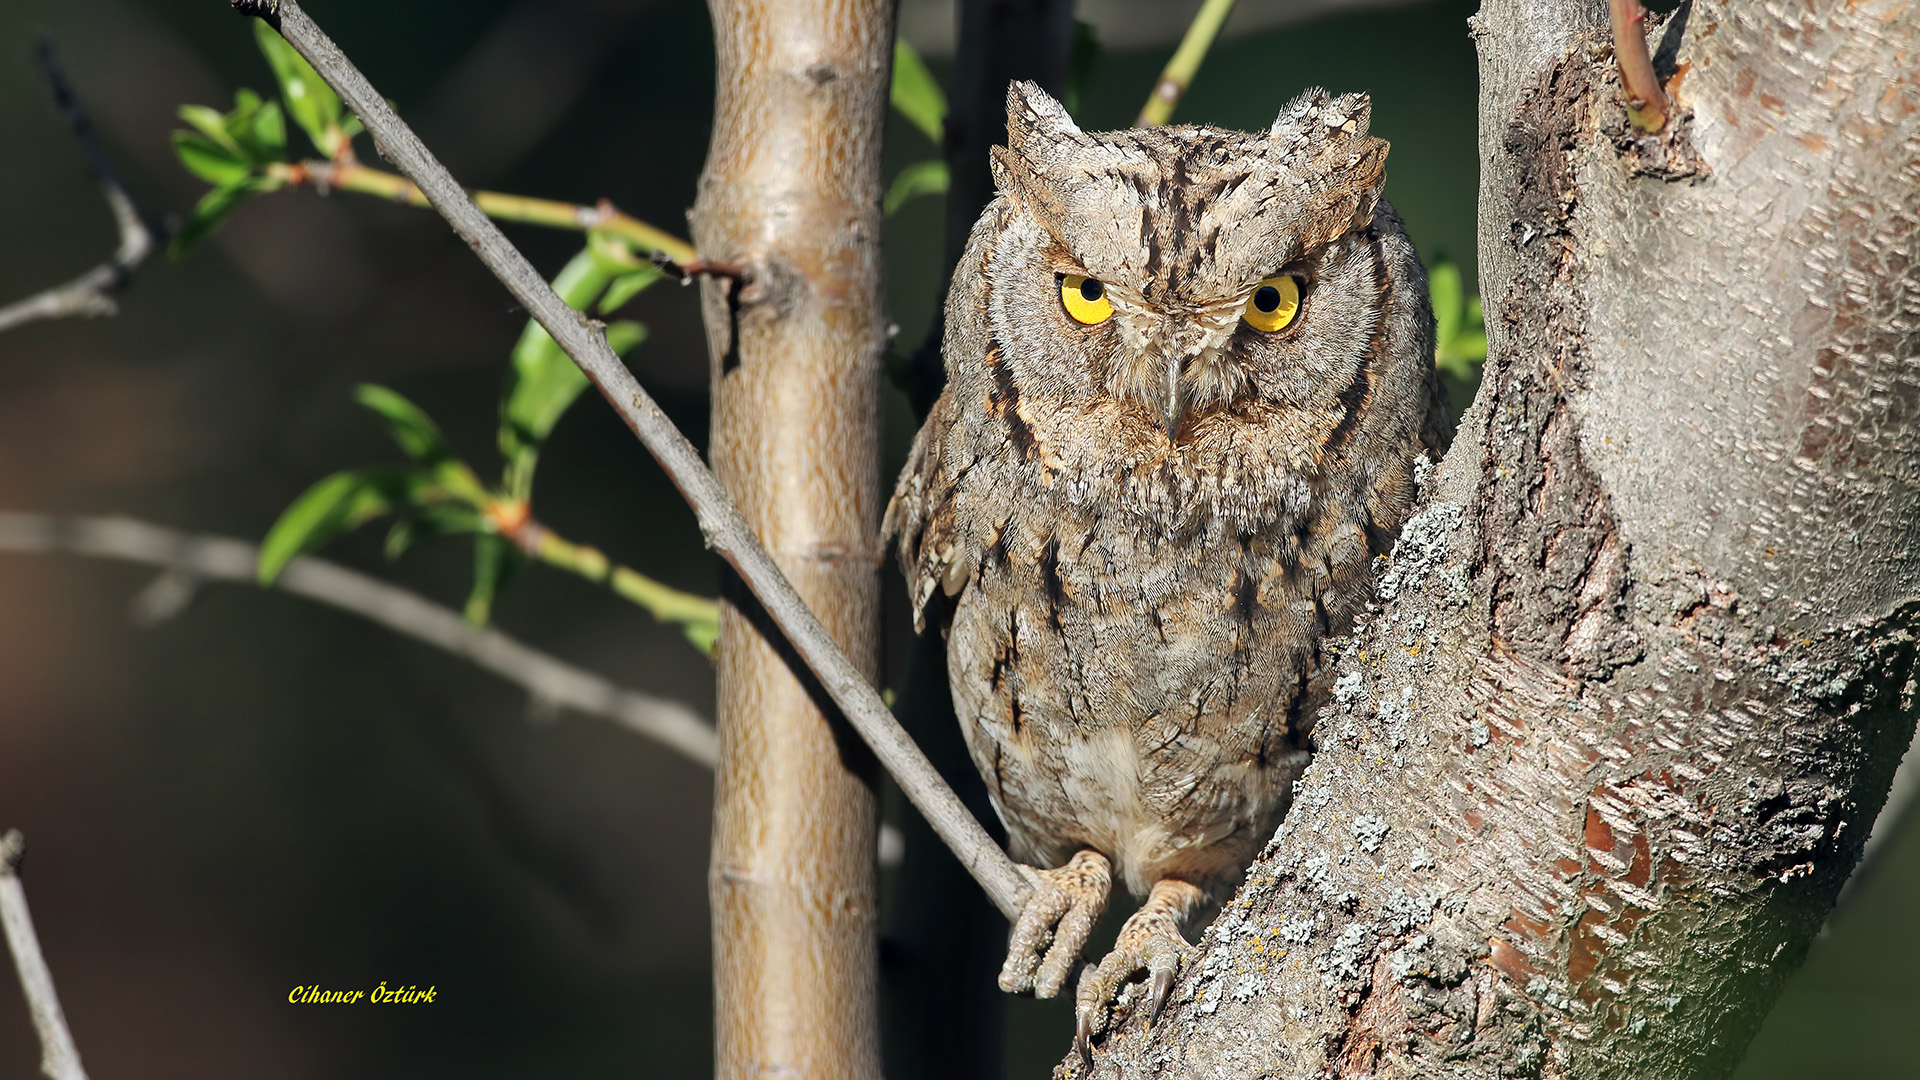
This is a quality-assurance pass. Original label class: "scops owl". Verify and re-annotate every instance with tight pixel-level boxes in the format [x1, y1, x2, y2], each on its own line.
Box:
[884, 81, 1451, 1048]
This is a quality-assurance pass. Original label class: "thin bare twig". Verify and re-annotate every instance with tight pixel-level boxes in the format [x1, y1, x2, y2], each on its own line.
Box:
[239, 0, 1031, 920]
[0, 40, 160, 335]
[0, 512, 718, 768]
[1135, 0, 1238, 127]
[1, 831, 90, 1080]
[648, 250, 750, 285]
[1608, 0, 1670, 133]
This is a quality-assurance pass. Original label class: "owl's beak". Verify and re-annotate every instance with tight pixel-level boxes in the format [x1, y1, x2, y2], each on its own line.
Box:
[1162, 353, 1185, 443]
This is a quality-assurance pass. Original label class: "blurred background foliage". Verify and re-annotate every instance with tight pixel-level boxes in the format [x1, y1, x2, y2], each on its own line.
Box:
[0, 0, 1911, 1076]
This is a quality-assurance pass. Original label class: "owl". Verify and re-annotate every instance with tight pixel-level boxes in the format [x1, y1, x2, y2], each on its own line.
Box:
[884, 81, 1450, 1053]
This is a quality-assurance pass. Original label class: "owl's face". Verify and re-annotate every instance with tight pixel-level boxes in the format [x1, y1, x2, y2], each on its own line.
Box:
[984, 83, 1398, 446]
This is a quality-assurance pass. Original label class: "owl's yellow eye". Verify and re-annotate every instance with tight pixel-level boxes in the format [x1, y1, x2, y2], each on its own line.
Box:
[1060, 274, 1114, 325]
[1242, 275, 1302, 333]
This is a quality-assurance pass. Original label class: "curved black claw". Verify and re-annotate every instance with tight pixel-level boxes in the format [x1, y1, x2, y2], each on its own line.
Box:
[1075, 1006, 1095, 1074]
[1074, 877, 1204, 1053]
[1148, 966, 1176, 1026]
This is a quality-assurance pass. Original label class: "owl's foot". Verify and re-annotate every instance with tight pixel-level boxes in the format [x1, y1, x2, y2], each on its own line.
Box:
[1073, 877, 1205, 1068]
[999, 849, 1112, 999]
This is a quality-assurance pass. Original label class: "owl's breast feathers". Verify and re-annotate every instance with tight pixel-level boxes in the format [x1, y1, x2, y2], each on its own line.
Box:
[883, 362, 1436, 893]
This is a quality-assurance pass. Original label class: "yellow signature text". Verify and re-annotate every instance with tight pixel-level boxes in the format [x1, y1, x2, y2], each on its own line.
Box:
[289, 983, 437, 1004]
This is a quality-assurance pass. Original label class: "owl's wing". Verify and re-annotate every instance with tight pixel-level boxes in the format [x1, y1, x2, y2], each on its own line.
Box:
[883, 388, 982, 634]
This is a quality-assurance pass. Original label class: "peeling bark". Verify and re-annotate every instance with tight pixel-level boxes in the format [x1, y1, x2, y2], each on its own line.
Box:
[1065, 2, 1920, 1077]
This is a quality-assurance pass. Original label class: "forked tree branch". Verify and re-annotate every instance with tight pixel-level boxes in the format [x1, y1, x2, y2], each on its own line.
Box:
[1, 830, 91, 1080]
[0, 41, 159, 335]
[232, 0, 1031, 921]
[0, 512, 718, 768]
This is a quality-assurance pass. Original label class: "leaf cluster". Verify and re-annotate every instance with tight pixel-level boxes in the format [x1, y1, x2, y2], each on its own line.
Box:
[258, 237, 703, 645]
[169, 21, 362, 256]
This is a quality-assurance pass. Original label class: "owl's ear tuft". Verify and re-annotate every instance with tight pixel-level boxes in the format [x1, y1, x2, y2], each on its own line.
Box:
[1269, 89, 1373, 143]
[1005, 80, 1085, 161]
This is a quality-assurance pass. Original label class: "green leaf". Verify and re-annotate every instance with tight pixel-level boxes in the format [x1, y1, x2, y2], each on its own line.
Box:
[257, 466, 427, 583]
[1066, 20, 1103, 113]
[464, 532, 524, 626]
[884, 160, 950, 216]
[354, 384, 453, 464]
[248, 99, 287, 161]
[598, 265, 664, 315]
[500, 248, 622, 498]
[169, 176, 275, 258]
[172, 132, 253, 186]
[254, 18, 346, 157]
[605, 320, 648, 356]
[1428, 262, 1488, 381]
[384, 502, 485, 561]
[210, 90, 284, 164]
[1429, 262, 1463, 350]
[354, 384, 490, 503]
[178, 104, 240, 151]
[891, 39, 946, 145]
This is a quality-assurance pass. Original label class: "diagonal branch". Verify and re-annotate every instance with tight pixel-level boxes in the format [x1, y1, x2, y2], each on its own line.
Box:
[1, 830, 91, 1080]
[0, 41, 160, 335]
[234, 0, 1032, 921]
[0, 512, 718, 768]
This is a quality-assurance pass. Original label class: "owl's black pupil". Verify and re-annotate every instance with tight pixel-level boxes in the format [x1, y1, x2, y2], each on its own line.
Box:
[1079, 278, 1104, 303]
[1253, 285, 1282, 313]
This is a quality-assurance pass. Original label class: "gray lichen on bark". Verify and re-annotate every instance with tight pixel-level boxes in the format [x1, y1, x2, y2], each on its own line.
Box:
[1062, 2, 1920, 1077]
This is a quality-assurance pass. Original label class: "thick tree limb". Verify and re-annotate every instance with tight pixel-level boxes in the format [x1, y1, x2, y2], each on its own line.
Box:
[1072, 3, 1920, 1077]
[235, 0, 1031, 921]
[0, 512, 718, 767]
[0, 41, 158, 335]
[1, 831, 90, 1080]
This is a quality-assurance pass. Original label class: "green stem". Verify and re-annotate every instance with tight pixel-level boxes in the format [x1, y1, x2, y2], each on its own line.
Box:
[1135, 0, 1239, 126]
[515, 519, 720, 653]
[265, 160, 697, 262]
[1607, 0, 1670, 133]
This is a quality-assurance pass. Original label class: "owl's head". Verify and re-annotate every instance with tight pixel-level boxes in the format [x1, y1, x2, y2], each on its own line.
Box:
[982, 81, 1408, 446]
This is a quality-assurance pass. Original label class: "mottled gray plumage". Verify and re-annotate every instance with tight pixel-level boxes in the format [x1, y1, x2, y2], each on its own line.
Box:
[884, 81, 1450, 1038]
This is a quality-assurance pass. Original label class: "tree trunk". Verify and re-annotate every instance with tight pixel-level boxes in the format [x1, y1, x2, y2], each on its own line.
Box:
[1068, 2, 1920, 1077]
[692, 1, 894, 1076]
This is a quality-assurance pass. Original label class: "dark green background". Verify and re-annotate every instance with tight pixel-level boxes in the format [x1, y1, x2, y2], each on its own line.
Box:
[0, 0, 1910, 1075]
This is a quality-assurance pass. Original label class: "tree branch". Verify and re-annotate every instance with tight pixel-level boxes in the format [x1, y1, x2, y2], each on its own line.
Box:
[263, 159, 696, 263]
[231, 0, 1031, 922]
[0, 41, 160, 335]
[1, 830, 90, 1080]
[1606, 0, 1669, 133]
[0, 512, 718, 768]
[1135, 0, 1239, 126]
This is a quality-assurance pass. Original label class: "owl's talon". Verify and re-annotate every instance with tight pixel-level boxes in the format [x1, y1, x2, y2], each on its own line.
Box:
[1073, 877, 1204, 1055]
[999, 849, 1111, 997]
[1148, 966, 1175, 1026]
[1075, 1007, 1095, 1074]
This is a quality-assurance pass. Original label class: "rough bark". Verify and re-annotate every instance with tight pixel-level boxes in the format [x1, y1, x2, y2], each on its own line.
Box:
[1067, 2, 1920, 1077]
[692, 1, 894, 1076]
[883, 5, 1076, 1078]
